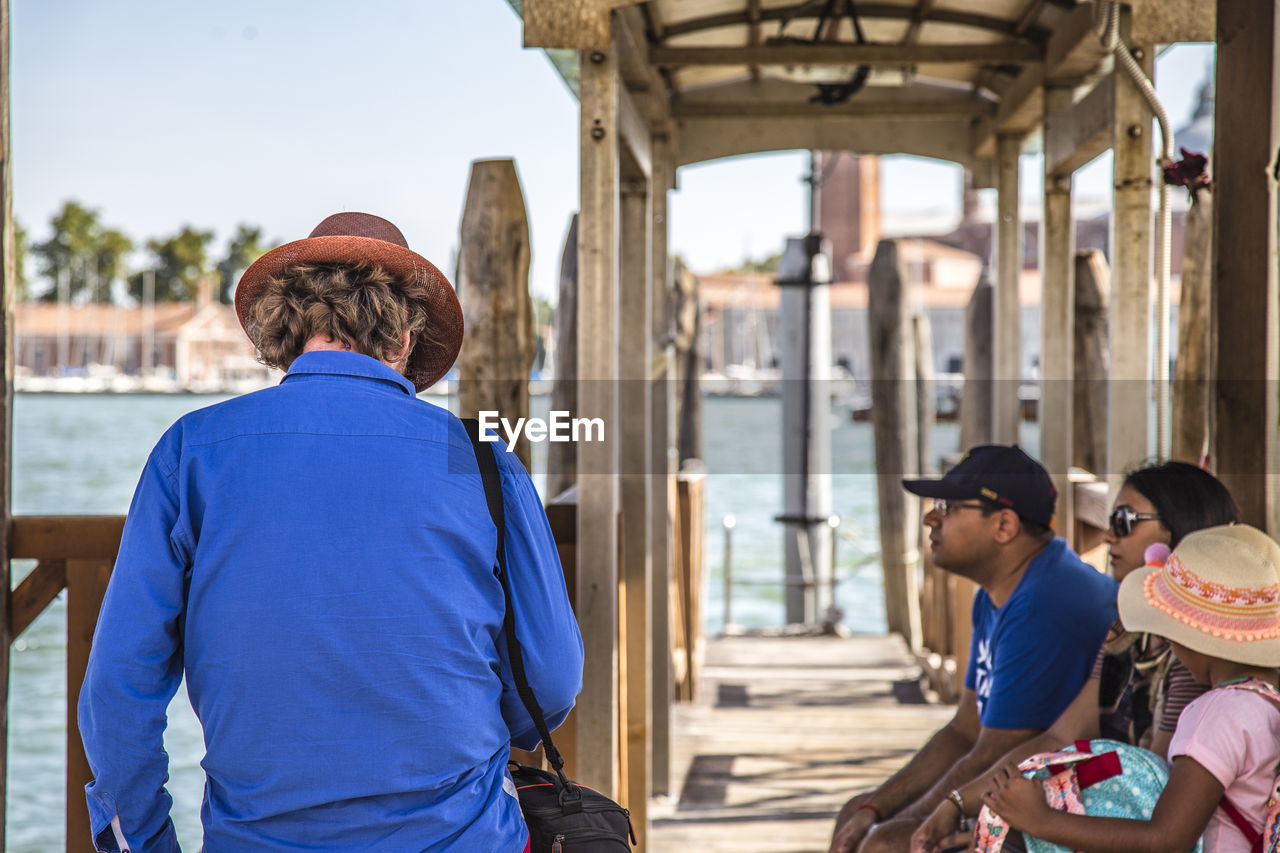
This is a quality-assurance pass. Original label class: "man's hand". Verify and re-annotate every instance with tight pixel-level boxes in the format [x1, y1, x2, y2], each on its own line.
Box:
[981, 764, 1049, 832]
[910, 800, 969, 853]
[829, 794, 880, 853]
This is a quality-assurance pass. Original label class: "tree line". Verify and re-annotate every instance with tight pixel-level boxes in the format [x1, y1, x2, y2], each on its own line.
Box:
[17, 200, 269, 304]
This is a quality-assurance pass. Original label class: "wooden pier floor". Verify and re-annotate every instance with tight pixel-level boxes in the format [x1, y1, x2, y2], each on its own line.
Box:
[648, 633, 953, 852]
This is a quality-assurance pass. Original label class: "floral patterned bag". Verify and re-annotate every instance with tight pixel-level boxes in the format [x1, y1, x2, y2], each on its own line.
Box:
[973, 739, 1202, 853]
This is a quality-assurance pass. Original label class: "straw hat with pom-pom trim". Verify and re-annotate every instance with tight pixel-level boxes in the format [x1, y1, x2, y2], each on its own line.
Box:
[1118, 523, 1280, 667]
[235, 212, 463, 393]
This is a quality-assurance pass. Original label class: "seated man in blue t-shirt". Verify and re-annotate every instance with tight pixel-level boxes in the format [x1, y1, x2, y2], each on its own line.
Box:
[829, 445, 1118, 853]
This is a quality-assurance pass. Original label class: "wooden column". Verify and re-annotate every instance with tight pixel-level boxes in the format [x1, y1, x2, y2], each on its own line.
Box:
[1041, 87, 1076, 530]
[648, 133, 675, 799]
[1211, 0, 1280, 532]
[994, 133, 1023, 445]
[456, 159, 535, 467]
[867, 240, 922, 650]
[0, 1, 13, 844]
[619, 175, 652, 845]
[1172, 190, 1212, 465]
[547, 214, 580, 501]
[577, 43, 621, 795]
[1107, 24, 1154, 481]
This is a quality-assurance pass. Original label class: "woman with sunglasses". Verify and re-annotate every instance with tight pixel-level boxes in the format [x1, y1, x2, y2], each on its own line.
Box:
[910, 460, 1239, 853]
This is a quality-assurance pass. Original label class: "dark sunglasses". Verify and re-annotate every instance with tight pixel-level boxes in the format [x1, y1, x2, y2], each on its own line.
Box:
[1109, 505, 1161, 538]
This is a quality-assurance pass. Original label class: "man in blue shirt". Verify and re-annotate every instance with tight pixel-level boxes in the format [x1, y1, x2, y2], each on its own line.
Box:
[78, 212, 583, 852]
[829, 445, 1117, 853]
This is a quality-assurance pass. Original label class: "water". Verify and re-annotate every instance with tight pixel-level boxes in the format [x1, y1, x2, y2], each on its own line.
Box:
[6, 391, 1013, 850]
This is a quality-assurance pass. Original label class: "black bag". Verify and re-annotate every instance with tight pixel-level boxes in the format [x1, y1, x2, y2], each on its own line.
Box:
[464, 420, 636, 852]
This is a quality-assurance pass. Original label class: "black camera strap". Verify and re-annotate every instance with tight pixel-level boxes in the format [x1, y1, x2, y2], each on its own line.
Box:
[462, 418, 571, 786]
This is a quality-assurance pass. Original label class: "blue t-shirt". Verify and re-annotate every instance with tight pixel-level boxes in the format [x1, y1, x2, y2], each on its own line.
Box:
[964, 537, 1118, 729]
[79, 351, 584, 852]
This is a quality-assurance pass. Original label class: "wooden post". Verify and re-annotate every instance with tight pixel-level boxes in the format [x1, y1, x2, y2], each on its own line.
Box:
[1108, 19, 1154, 481]
[867, 240, 922, 651]
[1211, 0, 1280, 533]
[576, 43, 621, 796]
[648, 134, 675, 799]
[456, 159, 536, 467]
[0, 0, 13, 844]
[1041, 86, 1076, 530]
[673, 263, 701, 464]
[994, 133, 1023, 445]
[1172, 190, 1212, 465]
[960, 270, 995, 451]
[1074, 251, 1110, 475]
[913, 313, 936, 476]
[66, 559, 113, 852]
[547, 214, 580, 501]
[619, 176, 652, 846]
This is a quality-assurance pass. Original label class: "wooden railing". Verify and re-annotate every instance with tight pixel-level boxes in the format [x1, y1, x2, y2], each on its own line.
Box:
[8, 515, 125, 853]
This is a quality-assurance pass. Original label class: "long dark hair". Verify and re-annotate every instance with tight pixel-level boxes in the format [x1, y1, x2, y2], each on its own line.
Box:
[1123, 461, 1239, 547]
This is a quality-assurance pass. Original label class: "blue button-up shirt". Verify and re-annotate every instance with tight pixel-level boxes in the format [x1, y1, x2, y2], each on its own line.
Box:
[79, 351, 583, 851]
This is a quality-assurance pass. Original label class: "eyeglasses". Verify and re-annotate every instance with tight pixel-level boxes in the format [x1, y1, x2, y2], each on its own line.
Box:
[933, 499, 992, 518]
[1109, 505, 1161, 538]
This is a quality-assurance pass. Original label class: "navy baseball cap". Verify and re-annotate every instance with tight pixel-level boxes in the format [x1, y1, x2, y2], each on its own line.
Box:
[902, 445, 1057, 527]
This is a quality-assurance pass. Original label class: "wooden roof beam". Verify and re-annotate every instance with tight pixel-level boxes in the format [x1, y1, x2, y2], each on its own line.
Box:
[661, 5, 1049, 42]
[615, 5, 673, 132]
[671, 99, 995, 119]
[971, 2, 1110, 158]
[651, 43, 1041, 66]
[1043, 71, 1114, 177]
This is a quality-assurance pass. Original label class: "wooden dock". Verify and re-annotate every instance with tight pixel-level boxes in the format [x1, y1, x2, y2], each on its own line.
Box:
[649, 633, 953, 852]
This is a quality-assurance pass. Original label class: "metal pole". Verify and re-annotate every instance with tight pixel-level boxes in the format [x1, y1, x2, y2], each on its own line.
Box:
[722, 513, 735, 630]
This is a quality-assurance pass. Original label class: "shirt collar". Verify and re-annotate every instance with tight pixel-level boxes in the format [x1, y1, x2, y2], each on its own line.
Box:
[282, 350, 416, 396]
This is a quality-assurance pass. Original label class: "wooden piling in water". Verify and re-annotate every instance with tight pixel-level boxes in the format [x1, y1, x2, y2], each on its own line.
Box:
[960, 270, 994, 450]
[1173, 190, 1212, 465]
[456, 159, 536, 469]
[868, 239, 922, 651]
[547, 214, 579, 501]
[1073, 251, 1109, 475]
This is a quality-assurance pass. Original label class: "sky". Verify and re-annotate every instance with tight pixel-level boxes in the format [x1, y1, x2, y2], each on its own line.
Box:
[12, 2, 1215, 302]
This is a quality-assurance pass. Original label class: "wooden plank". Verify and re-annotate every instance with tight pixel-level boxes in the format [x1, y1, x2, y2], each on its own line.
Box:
[994, 134, 1023, 444]
[1040, 86, 1075, 534]
[1107, 23, 1154, 483]
[66, 559, 113, 853]
[1045, 74, 1115, 179]
[9, 558, 66, 639]
[456, 159, 535, 468]
[867, 240, 922, 650]
[651, 43, 1041, 66]
[1211, 0, 1280, 533]
[577, 43, 622, 796]
[619, 179, 652, 847]
[618, 85, 651, 180]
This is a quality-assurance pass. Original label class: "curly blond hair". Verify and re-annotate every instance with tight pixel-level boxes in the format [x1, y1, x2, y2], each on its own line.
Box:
[246, 262, 442, 371]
